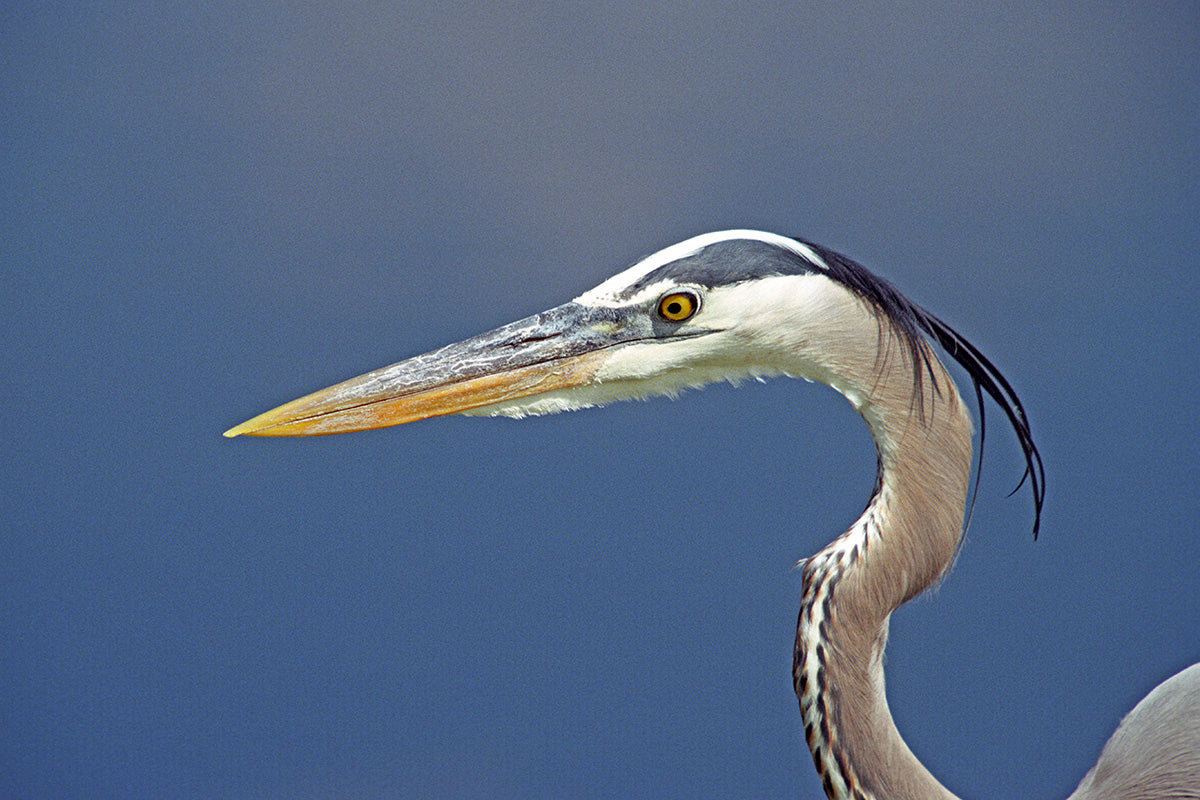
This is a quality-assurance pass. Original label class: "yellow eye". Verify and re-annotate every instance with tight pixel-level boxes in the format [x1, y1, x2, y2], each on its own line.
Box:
[658, 291, 698, 322]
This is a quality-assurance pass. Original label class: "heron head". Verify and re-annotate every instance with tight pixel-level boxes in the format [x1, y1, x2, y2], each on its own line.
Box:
[222, 230, 863, 437]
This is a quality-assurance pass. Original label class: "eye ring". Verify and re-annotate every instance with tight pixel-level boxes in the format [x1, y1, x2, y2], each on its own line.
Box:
[658, 291, 699, 322]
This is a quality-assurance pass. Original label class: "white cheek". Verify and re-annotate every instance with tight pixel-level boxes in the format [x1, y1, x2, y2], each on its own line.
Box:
[698, 276, 829, 362]
[593, 338, 702, 382]
[595, 336, 783, 394]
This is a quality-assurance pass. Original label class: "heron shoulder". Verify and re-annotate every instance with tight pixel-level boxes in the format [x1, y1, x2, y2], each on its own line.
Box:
[1069, 662, 1200, 800]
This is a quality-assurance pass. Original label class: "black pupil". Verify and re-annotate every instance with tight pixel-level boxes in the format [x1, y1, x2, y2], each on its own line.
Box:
[667, 300, 683, 315]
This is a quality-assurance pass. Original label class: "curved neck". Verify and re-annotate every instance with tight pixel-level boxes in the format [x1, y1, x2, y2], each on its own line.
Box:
[794, 337, 973, 800]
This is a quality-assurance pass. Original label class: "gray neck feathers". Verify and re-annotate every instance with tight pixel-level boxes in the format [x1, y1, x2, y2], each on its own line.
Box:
[794, 331, 973, 800]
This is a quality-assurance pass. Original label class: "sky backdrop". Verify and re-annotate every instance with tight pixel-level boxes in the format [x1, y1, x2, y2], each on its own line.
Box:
[4, 3, 1199, 799]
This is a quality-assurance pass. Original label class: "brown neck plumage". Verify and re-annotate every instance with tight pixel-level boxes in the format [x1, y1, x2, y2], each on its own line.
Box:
[794, 335, 973, 800]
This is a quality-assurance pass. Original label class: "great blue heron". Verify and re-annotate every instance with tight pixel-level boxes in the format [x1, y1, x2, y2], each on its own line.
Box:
[226, 230, 1200, 799]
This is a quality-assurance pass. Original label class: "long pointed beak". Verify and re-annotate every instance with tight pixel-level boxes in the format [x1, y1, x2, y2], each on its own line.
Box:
[224, 302, 633, 437]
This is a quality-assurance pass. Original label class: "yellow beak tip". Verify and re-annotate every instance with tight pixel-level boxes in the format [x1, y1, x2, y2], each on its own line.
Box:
[223, 417, 272, 438]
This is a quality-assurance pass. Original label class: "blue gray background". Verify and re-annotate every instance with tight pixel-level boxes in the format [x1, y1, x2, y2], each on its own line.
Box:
[4, 3, 1198, 798]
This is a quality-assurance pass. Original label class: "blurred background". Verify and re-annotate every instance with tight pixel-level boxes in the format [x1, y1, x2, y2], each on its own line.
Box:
[3, 3, 1198, 798]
